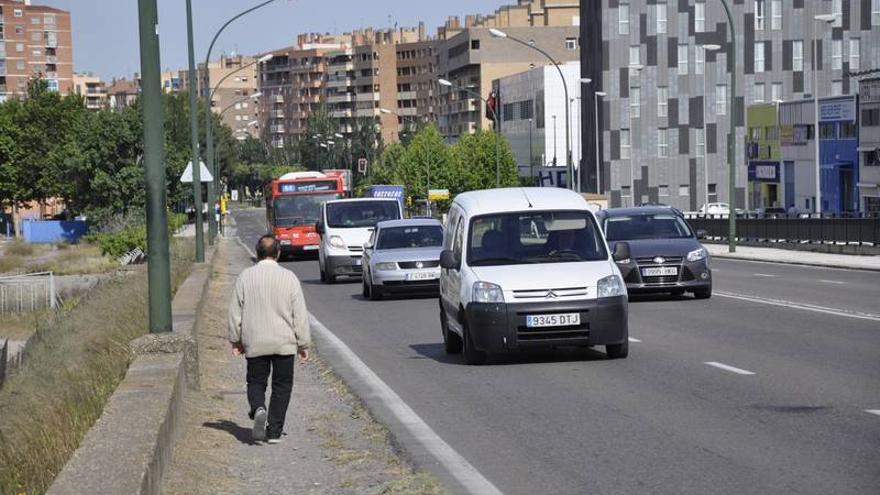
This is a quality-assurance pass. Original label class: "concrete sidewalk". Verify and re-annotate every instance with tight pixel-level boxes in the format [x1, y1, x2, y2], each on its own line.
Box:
[705, 243, 880, 271]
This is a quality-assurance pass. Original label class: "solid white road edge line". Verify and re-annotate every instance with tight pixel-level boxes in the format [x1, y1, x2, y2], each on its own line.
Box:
[753, 273, 777, 277]
[819, 279, 845, 285]
[704, 361, 756, 376]
[715, 291, 880, 322]
[865, 410, 880, 417]
[628, 337, 641, 343]
[237, 236, 502, 495]
[309, 316, 504, 495]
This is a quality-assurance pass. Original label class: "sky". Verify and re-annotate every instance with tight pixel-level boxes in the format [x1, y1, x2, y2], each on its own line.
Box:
[40, 0, 510, 81]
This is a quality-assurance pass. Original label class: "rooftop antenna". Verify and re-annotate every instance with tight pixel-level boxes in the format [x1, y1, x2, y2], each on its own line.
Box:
[520, 188, 534, 208]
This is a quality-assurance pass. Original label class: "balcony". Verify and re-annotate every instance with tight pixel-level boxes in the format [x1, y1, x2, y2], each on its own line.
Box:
[272, 139, 284, 148]
[355, 108, 377, 118]
[325, 77, 354, 89]
[327, 62, 354, 71]
[46, 55, 57, 64]
[355, 92, 379, 102]
[270, 125, 286, 134]
[330, 109, 353, 118]
[273, 95, 284, 103]
[326, 94, 353, 104]
[45, 71, 58, 79]
[271, 110, 285, 119]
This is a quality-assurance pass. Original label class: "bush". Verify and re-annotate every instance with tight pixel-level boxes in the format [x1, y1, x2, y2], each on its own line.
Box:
[85, 225, 147, 259]
[5, 239, 35, 256]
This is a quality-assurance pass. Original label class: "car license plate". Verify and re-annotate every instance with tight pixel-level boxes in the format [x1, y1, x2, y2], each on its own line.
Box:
[642, 266, 678, 277]
[303, 245, 318, 251]
[406, 272, 438, 281]
[526, 313, 580, 328]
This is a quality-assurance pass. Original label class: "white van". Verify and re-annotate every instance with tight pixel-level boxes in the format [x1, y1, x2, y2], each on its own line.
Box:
[439, 188, 630, 364]
[316, 198, 403, 283]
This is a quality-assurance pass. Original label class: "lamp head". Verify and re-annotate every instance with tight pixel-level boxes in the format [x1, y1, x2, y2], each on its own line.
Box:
[581, 78, 592, 84]
[379, 108, 393, 114]
[251, 92, 263, 99]
[258, 54, 274, 63]
[488, 28, 507, 39]
[702, 44, 722, 51]
[814, 13, 837, 23]
[438, 78, 452, 87]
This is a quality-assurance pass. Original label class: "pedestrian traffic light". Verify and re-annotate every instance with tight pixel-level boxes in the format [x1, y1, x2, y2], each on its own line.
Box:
[406, 196, 413, 208]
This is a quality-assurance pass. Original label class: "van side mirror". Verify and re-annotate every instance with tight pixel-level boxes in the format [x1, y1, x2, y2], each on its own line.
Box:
[364, 242, 373, 250]
[612, 242, 631, 263]
[440, 250, 460, 270]
[696, 229, 708, 240]
[315, 221, 324, 235]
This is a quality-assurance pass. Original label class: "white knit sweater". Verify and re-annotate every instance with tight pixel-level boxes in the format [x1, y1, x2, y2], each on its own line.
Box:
[228, 259, 311, 358]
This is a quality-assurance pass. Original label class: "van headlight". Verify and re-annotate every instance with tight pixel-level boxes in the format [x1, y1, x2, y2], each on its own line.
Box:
[687, 248, 707, 262]
[329, 235, 346, 249]
[597, 275, 626, 298]
[375, 262, 397, 271]
[473, 281, 504, 303]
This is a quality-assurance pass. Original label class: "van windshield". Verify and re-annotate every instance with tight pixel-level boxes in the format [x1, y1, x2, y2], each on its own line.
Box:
[326, 201, 400, 228]
[467, 211, 607, 266]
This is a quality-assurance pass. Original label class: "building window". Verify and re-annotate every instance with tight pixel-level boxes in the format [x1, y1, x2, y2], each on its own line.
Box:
[657, 3, 667, 34]
[629, 45, 640, 66]
[696, 128, 705, 157]
[44, 14, 56, 26]
[832, 80, 843, 96]
[658, 87, 668, 117]
[873, 0, 880, 26]
[235, 115, 242, 121]
[30, 16, 40, 25]
[242, 115, 250, 121]
[793, 41, 804, 71]
[717, 84, 727, 115]
[863, 108, 880, 126]
[695, 1, 706, 32]
[630, 87, 641, 118]
[771, 0, 782, 30]
[470, 39, 480, 50]
[619, 3, 630, 35]
[15, 43, 23, 53]
[30, 32, 41, 42]
[658, 129, 669, 157]
[832, 0, 842, 27]
[15, 25, 24, 34]
[754, 82, 765, 102]
[31, 49, 41, 57]
[47, 80, 58, 92]
[839, 122, 856, 138]
[565, 38, 578, 50]
[832, 40, 842, 70]
[755, 0, 765, 30]
[696, 46, 705, 75]
[13, 8, 22, 17]
[849, 39, 860, 71]
[621, 129, 631, 159]
[771, 82, 782, 102]
[820, 122, 836, 139]
[16, 60, 24, 71]
[678, 44, 689, 75]
[659, 185, 669, 196]
[755, 42, 765, 73]
[679, 185, 690, 197]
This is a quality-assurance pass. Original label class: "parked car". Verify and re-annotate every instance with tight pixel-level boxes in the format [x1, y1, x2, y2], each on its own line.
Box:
[362, 219, 444, 300]
[316, 198, 403, 283]
[439, 188, 629, 364]
[699, 202, 730, 215]
[597, 207, 712, 299]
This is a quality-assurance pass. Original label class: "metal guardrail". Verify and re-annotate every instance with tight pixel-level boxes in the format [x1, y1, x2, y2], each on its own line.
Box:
[0, 272, 60, 314]
[685, 214, 880, 245]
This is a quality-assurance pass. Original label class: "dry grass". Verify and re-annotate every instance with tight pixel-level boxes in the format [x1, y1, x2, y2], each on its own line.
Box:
[0, 238, 194, 494]
[0, 311, 49, 340]
[29, 244, 116, 276]
[0, 254, 26, 274]
[4, 240, 39, 257]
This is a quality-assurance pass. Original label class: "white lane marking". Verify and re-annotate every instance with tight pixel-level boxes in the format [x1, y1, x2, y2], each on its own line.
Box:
[628, 337, 641, 343]
[237, 235, 502, 494]
[715, 291, 880, 322]
[866, 410, 880, 417]
[704, 361, 756, 376]
[754, 273, 777, 278]
[310, 316, 503, 495]
[819, 279, 845, 285]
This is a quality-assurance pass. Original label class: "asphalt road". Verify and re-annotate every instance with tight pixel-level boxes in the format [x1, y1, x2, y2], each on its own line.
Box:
[233, 208, 880, 495]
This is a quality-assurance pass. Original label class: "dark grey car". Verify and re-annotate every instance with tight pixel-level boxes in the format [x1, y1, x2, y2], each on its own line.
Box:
[597, 207, 712, 299]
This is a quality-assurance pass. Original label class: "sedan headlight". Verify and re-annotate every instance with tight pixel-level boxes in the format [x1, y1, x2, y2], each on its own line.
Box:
[597, 275, 626, 298]
[375, 262, 397, 271]
[687, 248, 708, 262]
[329, 235, 346, 249]
[473, 281, 504, 303]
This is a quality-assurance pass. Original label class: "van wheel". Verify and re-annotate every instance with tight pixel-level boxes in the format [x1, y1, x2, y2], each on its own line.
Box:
[606, 340, 628, 359]
[462, 323, 486, 365]
[441, 310, 462, 354]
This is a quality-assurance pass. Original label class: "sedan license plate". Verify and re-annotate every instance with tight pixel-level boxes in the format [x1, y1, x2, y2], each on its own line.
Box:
[303, 245, 318, 251]
[642, 266, 678, 277]
[526, 313, 580, 328]
[406, 272, 438, 281]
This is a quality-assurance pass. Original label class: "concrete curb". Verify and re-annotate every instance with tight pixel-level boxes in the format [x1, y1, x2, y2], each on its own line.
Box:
[47, 244, 220, 495]
[709, 252, 880, 272]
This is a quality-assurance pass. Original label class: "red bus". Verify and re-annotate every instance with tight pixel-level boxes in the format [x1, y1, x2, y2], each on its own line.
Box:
[266, 171, 344, 257]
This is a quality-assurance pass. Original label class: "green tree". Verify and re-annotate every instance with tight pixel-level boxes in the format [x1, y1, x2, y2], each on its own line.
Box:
[452, 130, 518, 192]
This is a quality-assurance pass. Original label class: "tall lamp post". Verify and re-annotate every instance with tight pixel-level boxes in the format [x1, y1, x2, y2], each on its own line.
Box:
[701, 44, 722, 210]
[184, 0, 205, 262]
[489, 28, 573, 191]
[580, 77, 606, 194]
[202, 0, 278, 244]
[627, 65, 643, 206]
[528, 117, 535, 185]
[812, 13, 836, 214]
[438, 78, 502, 188]
[718, 0, 738, 253]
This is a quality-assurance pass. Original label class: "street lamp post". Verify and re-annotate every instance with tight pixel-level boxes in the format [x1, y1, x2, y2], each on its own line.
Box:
[627, 65, 643, 206]
[812, 13, 836, 214]
[490, 28, 573, 191]
[702, 44, 722, 210]
[202, 0, 277, 244]
[718, 0, 738, 253]
[184, 0, 205, 262]
[552, 115, 558, 167]
[438, 78, 502, 188]
[580, 77, 606, 194]
[528, 117, 535, 185]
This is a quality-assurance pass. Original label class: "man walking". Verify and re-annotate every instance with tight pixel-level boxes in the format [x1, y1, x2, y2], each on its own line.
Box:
[228, 235, 311, 443]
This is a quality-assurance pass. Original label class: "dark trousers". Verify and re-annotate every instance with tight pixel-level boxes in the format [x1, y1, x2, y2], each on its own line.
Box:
[246, 354, 295, 436]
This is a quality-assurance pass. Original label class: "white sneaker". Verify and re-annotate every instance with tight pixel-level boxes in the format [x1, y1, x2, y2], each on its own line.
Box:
[252, 407, 267, 441]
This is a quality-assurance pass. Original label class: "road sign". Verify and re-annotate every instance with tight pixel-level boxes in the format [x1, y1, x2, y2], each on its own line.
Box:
[357, 158, 368, 174]
[180, 160, 213, 183]
[428, 189, 450, 201]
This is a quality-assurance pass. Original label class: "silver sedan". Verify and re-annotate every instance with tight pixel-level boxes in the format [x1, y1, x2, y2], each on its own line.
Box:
[362, 219, 444, 300]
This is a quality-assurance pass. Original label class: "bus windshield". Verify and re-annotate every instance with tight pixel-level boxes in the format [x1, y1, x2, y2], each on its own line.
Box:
[273, 194, 340, 228]
[326, 201, 400, 228]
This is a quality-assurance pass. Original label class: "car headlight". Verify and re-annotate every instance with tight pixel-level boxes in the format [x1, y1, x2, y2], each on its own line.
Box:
[329, 235, 346, 249]
[375, 262, 397, 271]
[597, 275, 626, 298]
[473, 281, 504, 303]
[687, 248, 707, 262]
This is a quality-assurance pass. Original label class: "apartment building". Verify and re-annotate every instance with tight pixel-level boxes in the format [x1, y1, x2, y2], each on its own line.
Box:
[106, 77, 139, 110]
[589, 0, 880, 211]
[197, 55, 260, 140]
[395, 38, 441, 125]
[859, 77, 880, 214]
[72, 72, 107, 110]
[325, 48, 355, 134]
[0, 0, 72, 100]
[161, 70, 183, 94]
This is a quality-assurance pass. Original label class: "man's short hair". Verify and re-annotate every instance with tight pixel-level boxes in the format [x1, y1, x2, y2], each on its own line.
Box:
[256, 235, 280, 260]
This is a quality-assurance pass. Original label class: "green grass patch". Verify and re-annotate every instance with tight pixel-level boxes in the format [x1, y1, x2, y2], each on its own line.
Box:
[0, 238, 194, 494]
